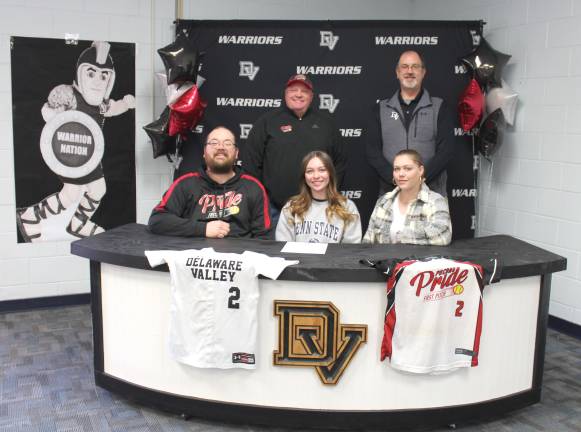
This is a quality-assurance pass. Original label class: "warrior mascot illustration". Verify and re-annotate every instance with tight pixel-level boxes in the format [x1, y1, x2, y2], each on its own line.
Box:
[16, 41, 135, 242]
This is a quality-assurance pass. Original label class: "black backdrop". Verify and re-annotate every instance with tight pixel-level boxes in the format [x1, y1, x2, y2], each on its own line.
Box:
[175, 20, 481, 239]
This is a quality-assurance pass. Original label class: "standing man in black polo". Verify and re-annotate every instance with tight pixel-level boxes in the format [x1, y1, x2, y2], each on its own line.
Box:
[366, 50, 455, 197]
[243, 74, 346, 223]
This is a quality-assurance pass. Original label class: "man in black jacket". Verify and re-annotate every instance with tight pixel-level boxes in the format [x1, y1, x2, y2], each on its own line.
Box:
[242, 74, 346, 222]
[148, 126, 271, 239]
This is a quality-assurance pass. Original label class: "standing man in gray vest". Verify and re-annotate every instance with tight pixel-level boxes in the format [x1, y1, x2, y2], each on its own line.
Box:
[366, 50, 455, 197]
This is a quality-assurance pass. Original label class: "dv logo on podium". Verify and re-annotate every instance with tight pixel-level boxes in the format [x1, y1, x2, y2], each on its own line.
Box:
[273, 300, 367, 385]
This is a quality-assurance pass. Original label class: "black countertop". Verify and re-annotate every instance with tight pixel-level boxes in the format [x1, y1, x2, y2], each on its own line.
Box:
[71, 223, 566, 283]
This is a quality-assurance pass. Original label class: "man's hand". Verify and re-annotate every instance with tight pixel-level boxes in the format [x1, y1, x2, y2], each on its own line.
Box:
[205, 220, 230, 238]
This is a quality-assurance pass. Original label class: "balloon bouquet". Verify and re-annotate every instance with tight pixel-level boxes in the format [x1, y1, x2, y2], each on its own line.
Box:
[143, 33, 206, 168]
[458, 35, 519, 232]
[458, 37, 518, 159]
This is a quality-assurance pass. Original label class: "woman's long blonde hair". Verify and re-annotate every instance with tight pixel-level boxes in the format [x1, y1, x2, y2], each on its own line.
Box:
[287, 151, 356, 224]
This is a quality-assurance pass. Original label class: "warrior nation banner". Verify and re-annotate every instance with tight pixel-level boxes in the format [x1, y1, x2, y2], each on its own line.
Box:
[176, 20, 481, 239]
[11, 36, 135, 243]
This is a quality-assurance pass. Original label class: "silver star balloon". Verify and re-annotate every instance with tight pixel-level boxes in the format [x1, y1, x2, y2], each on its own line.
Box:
[486, 79, 518, 126]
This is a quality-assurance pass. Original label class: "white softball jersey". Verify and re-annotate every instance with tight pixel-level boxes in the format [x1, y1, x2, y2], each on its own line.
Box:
[146, 248, 298, 369]
[380, 257, 498, 374]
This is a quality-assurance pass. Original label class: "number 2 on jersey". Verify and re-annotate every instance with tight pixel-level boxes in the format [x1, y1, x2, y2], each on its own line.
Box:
[455, 300, 464, 317]
[228, 286, 240, 309]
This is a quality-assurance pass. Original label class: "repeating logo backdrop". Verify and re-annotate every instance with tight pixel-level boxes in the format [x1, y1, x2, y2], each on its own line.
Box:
[176, 20, 481, 239]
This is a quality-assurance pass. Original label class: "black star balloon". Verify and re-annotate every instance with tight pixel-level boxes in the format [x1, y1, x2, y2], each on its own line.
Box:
[461, 37, 511, 89]
[143, 107, 176, 158]
[157, 34, 202, 85]
[478, 108, 506, 159]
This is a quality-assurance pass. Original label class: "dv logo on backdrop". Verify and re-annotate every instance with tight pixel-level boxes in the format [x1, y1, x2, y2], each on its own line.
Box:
[239, 61, 260, 81]
[239, 124, 253, 139]
[319, 94, 340, 113]
[470, 30, 481, 46]
[320, 31, 339, 50]
[473, 154, 480, 170]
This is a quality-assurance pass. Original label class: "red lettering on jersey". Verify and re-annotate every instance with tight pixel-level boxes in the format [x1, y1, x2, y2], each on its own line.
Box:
[411, 267, 470, 297]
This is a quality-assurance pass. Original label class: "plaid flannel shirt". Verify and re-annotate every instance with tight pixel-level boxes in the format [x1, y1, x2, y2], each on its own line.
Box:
[362, 183, 452, 245]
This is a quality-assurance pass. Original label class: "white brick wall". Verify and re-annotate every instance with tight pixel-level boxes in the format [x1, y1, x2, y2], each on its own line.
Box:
[413, 0, 581, 325]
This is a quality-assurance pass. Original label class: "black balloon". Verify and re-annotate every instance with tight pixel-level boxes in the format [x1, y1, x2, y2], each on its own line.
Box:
[157, 34, 202, 85]
[143, 107, 176, 158]
[478, 108, 506, 158]
[461, 37, 511, 89]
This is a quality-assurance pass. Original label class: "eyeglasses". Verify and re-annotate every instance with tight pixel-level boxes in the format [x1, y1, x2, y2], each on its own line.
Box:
[206, 139, 235, 149]
[398, 63, 423, 71]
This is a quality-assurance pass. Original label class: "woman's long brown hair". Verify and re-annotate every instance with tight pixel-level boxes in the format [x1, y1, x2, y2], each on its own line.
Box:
[287, 151, 356, 225]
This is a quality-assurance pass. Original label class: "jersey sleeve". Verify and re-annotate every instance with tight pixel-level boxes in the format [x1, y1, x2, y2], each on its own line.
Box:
[243, 251, 299, 280]
[145, 250, 171, 267]
[469, 255, 502, 284]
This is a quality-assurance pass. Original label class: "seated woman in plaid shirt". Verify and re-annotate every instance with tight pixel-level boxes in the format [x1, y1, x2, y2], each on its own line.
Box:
[362, 149, 451, 245]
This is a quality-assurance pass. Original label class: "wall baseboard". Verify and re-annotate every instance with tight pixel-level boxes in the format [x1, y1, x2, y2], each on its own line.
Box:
[0, 294, 90, 313]
[548, 315, 581, 340]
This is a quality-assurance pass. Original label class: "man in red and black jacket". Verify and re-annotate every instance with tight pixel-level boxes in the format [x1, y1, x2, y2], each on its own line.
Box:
[148, 126, 271, 239]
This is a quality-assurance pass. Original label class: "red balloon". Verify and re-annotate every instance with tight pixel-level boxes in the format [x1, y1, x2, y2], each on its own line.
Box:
[168, 85, 207, 137]
[458, 79, 484, 132]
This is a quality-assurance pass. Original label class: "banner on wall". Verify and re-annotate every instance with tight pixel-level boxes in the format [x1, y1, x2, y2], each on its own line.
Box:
[175, 20, 481, 239]
[11, 36, 136, 243]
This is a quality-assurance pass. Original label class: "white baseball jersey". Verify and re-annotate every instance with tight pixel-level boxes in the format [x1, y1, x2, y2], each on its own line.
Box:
[379, 257, 498, 374]
[146, 248, 298, 369]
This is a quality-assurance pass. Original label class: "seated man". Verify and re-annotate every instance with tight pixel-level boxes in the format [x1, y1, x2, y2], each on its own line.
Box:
[148, 126, 271, 239]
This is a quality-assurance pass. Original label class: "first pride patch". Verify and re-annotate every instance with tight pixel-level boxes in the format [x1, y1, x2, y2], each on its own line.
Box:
[40, 110, 104, 178]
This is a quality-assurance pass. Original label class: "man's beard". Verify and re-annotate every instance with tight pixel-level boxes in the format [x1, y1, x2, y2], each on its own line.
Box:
[207, 155, 234, 174]
[401, 77, 418, 89]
